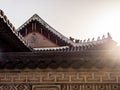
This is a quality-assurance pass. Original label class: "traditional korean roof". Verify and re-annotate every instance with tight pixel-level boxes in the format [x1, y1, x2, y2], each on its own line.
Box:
[0, 10, 118, 69]
[0, 9, 117, 52]
[17, 14, 74, 46]
[17, 13, 117, 52]
[0, 10, 32, 52]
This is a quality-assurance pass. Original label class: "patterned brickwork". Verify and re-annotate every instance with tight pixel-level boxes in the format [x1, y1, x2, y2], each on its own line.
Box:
[0, 71, 120, 83]
[0, 71, 120, 90]
[0, 84, 120, 90]
[61, 84, 120, 90]
[32, 85, 60, 90]
[0, 84, 30, 90]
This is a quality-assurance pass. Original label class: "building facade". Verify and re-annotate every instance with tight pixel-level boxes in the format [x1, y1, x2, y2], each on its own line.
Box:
[0, 10, 120, 90]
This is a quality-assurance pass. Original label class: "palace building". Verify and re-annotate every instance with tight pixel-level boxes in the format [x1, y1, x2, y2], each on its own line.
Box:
[0, 10, 120, 90]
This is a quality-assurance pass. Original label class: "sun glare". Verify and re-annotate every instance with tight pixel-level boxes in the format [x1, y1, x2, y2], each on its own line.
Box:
[94, 9, 120, 45]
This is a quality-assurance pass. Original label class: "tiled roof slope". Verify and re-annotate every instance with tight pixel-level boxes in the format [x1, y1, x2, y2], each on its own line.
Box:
[0, 50, 119, 69]
[0, 10, 32, 52]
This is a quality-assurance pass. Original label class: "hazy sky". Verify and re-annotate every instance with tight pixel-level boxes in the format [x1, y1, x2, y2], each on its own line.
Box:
[1, 0, 120, 43]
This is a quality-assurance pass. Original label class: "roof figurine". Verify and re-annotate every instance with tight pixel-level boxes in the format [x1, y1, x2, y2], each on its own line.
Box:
[107, 32, 112, 39]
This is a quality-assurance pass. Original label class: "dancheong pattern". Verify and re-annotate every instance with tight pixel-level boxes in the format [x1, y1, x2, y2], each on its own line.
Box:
[0, 71, 120, 90]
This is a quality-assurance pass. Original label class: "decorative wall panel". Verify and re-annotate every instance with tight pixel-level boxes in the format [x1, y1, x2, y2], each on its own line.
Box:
[0, 72, 119, 83]
[0, 71, 120, 90]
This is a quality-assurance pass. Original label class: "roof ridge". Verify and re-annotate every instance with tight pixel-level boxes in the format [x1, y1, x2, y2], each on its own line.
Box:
[69, 33, 116, 47]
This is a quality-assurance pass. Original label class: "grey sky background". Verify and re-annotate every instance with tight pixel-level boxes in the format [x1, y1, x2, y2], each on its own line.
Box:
[0, 0, 120, 43]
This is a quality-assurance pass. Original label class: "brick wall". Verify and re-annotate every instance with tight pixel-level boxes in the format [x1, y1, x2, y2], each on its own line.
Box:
[0, 70, 120, 90]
